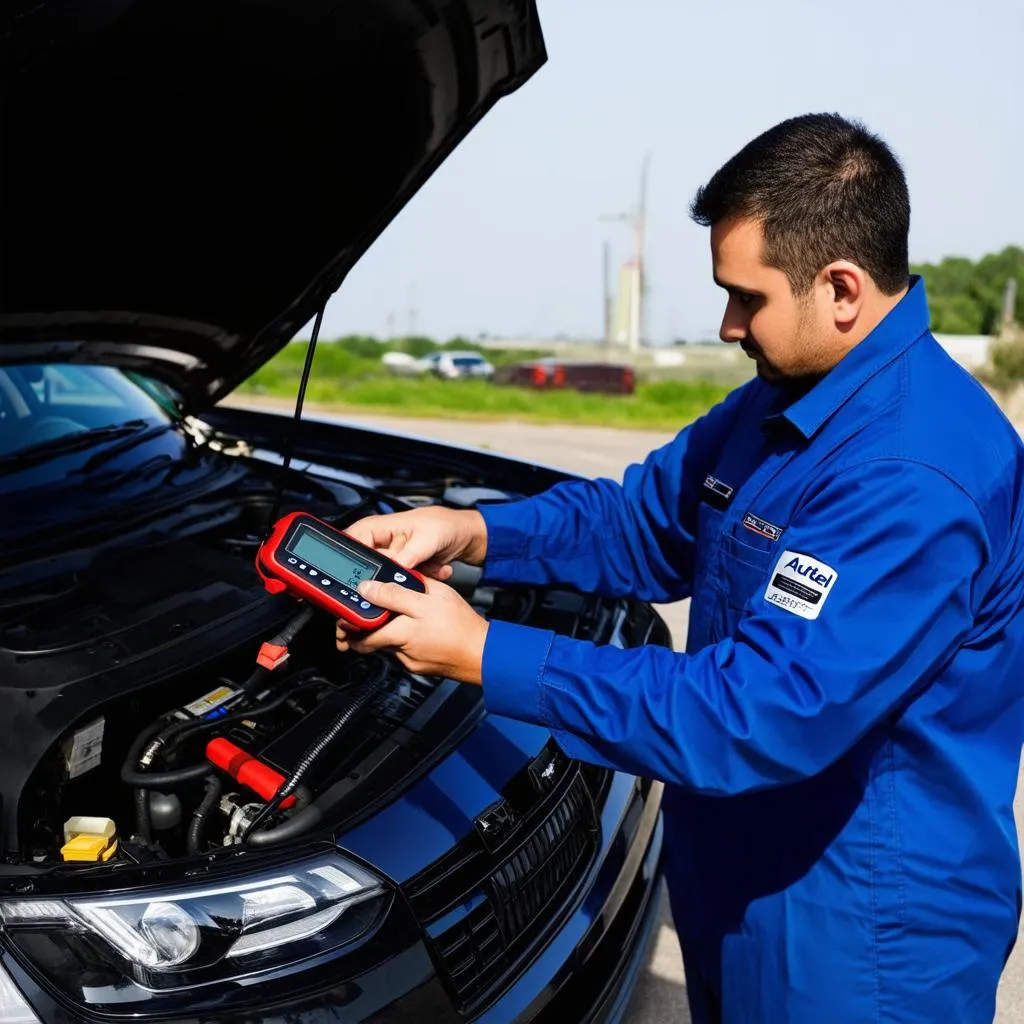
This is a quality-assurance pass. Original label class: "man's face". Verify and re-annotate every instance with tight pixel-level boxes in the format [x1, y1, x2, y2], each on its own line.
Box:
[710, 217, 828, 384]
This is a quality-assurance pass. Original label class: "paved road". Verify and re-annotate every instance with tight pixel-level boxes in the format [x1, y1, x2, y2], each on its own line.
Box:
[330, 411, 1024, 1024]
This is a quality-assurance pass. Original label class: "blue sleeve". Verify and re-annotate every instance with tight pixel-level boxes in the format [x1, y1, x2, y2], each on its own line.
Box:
[477, 390, 741, 603]
[481, 459, 990, 795]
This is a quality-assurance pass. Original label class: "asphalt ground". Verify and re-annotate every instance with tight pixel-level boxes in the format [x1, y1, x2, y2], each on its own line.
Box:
[332, 411, 1024, 1024]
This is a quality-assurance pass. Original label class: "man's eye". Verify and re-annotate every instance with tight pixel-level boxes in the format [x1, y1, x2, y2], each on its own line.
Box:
[737, 293, 757, 307]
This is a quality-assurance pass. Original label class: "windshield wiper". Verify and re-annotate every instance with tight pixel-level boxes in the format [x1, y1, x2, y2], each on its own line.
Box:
[0, 420, 151, 475]
[72, 422, 177, 474]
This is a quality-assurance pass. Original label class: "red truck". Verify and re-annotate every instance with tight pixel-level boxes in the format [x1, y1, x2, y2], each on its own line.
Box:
[493, 357, 636, 395]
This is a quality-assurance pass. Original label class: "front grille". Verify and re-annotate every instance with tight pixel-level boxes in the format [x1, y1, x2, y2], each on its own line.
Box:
[405, 746, 608, 1013]
[489, 776, 594, 938]
[433, 774, 597, 1009]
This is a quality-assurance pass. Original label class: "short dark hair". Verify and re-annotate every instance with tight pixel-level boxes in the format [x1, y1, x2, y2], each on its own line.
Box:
[690, 113, 910, 295]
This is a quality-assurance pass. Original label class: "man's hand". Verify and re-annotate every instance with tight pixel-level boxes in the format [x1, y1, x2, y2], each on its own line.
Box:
[335, 577, 488, 684]
[343, 507, 487, 581]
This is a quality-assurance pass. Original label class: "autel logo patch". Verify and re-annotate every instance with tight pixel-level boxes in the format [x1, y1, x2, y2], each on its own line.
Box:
[763, 549, 838, 621]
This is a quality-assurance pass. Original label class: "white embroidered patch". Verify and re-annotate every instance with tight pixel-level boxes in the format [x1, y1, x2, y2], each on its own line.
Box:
[763, 549, 838, 621]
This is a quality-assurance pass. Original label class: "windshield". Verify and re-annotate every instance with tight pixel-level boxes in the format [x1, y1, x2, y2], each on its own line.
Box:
[0, 364, 175, 488]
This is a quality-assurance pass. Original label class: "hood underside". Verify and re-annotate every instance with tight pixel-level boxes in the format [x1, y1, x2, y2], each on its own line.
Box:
[0, 0, 545, 410]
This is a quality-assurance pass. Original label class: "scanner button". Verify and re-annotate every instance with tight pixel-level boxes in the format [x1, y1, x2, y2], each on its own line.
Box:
[287, 557, 297, 565]
[360, 601, 371, 610]
[309, 569, 318, 576]
[321, 578, 331, 586]
[393, 572, 407, 583]
[299, 563, 307, 570]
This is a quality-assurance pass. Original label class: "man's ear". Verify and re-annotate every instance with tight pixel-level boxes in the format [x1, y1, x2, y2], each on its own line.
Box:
[822, 261, 866, 328]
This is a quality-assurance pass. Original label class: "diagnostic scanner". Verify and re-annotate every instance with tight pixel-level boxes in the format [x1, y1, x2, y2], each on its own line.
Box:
[256, 511, 426, 630]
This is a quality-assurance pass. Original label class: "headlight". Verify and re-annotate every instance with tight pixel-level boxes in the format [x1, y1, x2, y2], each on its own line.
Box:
[0, 852, 390, 1002]
[0, 961, 40, 1024]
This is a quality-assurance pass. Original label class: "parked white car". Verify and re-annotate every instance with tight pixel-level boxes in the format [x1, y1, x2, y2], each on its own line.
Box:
[417, 350, 495, 380]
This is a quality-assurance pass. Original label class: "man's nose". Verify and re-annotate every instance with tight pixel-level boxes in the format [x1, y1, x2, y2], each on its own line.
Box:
[720, 303, 748, 344]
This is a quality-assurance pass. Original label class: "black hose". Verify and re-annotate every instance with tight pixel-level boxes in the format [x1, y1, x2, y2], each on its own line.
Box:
[239, 666, 268, 693]
[242, 683, 379, 837]
[134, 787, 152, 844]
[268, 605, 316, 649]
[123, 762, 214, 789]
[243, 660, 389, 842]
[120, 676, 329, 788]
[124, 718, 174, 778]
[282, 679, 382, 794]
[187, 776, 222, 856]
[247, 805, 324, 847]
[158, 674, 328, 755]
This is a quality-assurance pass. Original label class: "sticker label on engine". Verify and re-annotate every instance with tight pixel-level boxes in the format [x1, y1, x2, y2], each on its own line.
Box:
[184, 686, 238, 718]
[65, 718, 105, 780]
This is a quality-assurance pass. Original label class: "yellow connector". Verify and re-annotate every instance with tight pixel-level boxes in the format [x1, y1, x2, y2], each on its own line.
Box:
[61, 834, 118, 863]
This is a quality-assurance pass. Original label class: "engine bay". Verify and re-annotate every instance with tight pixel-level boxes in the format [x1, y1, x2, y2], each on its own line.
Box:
[0, 443, 664, 871]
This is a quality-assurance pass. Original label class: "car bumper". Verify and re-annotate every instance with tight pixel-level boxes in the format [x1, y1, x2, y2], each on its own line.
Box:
[4, 769, 662, 1024]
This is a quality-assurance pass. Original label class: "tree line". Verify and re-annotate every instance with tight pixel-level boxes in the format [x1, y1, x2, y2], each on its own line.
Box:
[911, 245, 1022, 336]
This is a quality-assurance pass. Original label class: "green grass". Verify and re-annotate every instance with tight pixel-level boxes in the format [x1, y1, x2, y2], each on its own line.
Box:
[237, 339, 733, 430]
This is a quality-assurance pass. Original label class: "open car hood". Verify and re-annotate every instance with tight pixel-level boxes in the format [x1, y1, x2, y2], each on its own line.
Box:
[0, 0, 545, 411]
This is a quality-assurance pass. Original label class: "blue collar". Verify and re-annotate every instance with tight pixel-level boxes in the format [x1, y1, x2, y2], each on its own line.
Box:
[771, 275, 930, 440]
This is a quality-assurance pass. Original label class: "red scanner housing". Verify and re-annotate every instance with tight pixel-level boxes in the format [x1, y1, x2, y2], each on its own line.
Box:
[256, 510, 426, 630]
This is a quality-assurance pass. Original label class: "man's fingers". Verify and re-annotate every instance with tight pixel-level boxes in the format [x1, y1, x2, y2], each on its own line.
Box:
[358, 579, 425, 617]
[343, 518, 413, 562]
[335, 619, 357, 652]
[342, 517, 387, 548]
[418, 560, 453, 581]
[349, 619, 406, 655]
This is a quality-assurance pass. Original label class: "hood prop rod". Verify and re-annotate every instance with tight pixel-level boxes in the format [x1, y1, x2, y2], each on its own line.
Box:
[266, 300, 328, 530]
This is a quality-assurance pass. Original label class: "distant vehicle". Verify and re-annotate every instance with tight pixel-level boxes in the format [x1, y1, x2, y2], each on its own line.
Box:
[494, 358, 636, 395]
[379, 351, 420, 376]
[417, 350, 495, 381]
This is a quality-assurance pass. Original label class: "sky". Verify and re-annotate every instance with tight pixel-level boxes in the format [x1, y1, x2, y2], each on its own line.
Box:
[317, 0, 1023, 345]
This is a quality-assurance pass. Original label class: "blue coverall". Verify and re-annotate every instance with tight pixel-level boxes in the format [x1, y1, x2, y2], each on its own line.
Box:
[477, 278, 1024, 1023]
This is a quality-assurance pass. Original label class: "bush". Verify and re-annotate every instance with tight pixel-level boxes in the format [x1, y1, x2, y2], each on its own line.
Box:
[978, 336, 1024, 392]
[642, 379, 730, 408]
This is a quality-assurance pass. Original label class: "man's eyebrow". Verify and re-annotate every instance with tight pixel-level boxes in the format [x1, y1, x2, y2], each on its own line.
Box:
[713, 273, 762, 295]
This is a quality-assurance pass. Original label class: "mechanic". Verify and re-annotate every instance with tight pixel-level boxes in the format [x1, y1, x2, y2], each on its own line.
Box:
[335, 114, 1024, 1023]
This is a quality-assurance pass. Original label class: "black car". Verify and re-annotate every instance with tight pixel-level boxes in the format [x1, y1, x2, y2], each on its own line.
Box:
[0, 2, 670, 1021]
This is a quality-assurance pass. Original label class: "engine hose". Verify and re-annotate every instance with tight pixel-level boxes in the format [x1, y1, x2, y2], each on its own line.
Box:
[122, 762, 214, 789]
[239, 666, 268, 693]
[158, 673, 328, 756]
[124, 718, 180, 805]
[244, 659, 389, 842]
[241, 684, 379, 838]
[133, 787, 153, 844]
[124, 718, 175, 775]
[187, 775, 223, 856]
[269, 605, 316, 649]
[246, 805, 324, 847]
[121, 676, 329, 788]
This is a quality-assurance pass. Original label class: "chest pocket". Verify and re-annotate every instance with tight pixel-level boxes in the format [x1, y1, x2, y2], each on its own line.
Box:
[719, 533, 776, 623]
